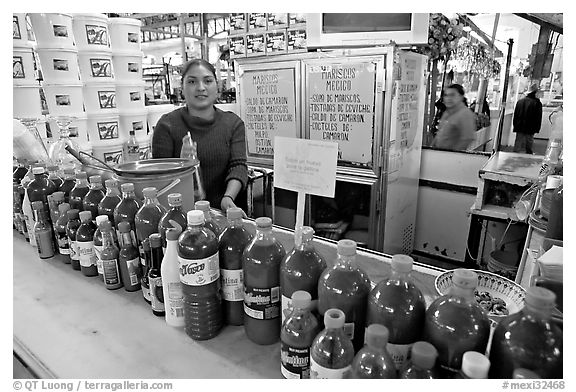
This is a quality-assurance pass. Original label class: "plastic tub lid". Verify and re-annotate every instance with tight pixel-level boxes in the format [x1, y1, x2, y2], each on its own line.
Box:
[115, 80, 146, 88]
[108, 17, 142, 26]
[112, 50, 144, 57]
[73, 13, 109, 21]
[118, 108, 149, 117]
[36, 47, 78, 53]
[77, 50, 113, 57]
[42, 82, 83, 88]
[86, 110, 120, 118]
[13, 46, 35, 53]
[83, 81, 116, 88]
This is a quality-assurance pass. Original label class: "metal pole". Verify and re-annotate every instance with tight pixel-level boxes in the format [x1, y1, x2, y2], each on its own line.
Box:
[180, 14, 187, 62]
[494, 38, 514, 153]
[200, 13, 209, 61]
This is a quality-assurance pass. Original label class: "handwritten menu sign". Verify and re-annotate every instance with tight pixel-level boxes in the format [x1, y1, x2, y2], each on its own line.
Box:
[394, 57, 421, 149]
[240, 68, 297, 157]
[307, 62, 376, 165]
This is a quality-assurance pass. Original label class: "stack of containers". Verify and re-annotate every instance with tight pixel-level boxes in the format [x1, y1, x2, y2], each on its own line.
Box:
[72, 13, 122, 165]
[108, 17, 148, 160]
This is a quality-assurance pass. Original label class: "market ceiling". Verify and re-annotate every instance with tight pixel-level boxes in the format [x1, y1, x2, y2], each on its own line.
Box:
[514, 13, 563, 34]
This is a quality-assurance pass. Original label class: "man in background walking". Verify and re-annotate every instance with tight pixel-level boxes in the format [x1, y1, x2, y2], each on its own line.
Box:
[512, 82, 542, 154]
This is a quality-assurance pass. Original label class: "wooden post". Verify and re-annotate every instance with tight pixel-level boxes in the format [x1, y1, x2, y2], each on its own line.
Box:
[428, 59, 439, 132]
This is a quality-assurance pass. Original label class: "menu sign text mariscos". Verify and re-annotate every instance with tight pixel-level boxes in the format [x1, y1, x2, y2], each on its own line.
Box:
[240, 68, 298, 157]
[307, 62, 376, 166]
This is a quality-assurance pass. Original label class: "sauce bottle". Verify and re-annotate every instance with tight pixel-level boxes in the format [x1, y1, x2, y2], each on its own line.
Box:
[83, 175, 105, 222]
[280, 291, 321, 379]
[318, 239, 371, 352]
[161, 227, 185, 327]
[195, 200, 221, 237]
[98, 179, 122, 226]
[310, 308, 355, 379]
[31, 201, 55, 259]
[366, 254, 426, 370]
[399, 341, 438, 379]
[76, 211, 98, 277]
[489, 287, 563, 379]
[135, 187, 165, 274]
[454, 351, 490, 379]
[218, 207, 253, 326]
[69, 172, 89, 211]
[21, 178, 36, 247]
[28, 167, 57, 215]
[350, 324, 397, 379]
[93, 215, 113, 280]
[280, 226, 326, 325]
[58, 169, 76, 203]
[242, 217, 286, 345]
[66, 209, 82, 270]
[55, 203, 71, 262]
[423, 269, 490, 376]
[148, 233, 165, 317]
[47, 191, 65, 232]
[158, 193, 187, 251]
[13, 183, 25, 237]
[118, 221, 142, 292]
[113, 182, 142, 247]
[99, 220, 122, 290]
[141, 238, 152, 305]
[46, 165, 63, 189]
[179, 210, 222, 340]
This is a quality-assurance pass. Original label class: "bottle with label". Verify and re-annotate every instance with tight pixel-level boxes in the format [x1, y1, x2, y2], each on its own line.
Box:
[454, 351, 490, 379]
[66, 209, 82, 270]
[310, 308, 355, 379]
[162, 227, 185, 327]
[158, 193, 187, 251]
[423, 269, 491, 376]
[280, 226, 326, 325]
[218, 207, 253, 326]
[55, 203, 71, 262]
[489, 287, 562, 379]
[141, 238, 152, 304]
[47, 191, 65, 232]
[118, 221, 142, 292]
[113, 182, 142, 247]
[94, 215, 110, 280]
[242, 217, 286, 345]
[148, 233, 165, 317]
[13, 183, 25, 237]
[28, 167, 58, 219]
[349, 324, 397, 379]
[135, 187, 165, 275]
[69, 172, 90, 211]
[32, 201, 55, 259]
[366, 254, 426, 370]
[76, 211, 98, 277]
[280, 291, 321, 379]
[99, 221, 122, 290]
[195, 200, 221, 237]
[21, 178, 36, 247]
[98, 179, 122, 226]
[58, 169, 76, 203]
[124, 129, 140, 162]
[318, 239, 372, 352]
[178, 210, 222, 340]
[399, 341, 439, 379]
[46, 165, 63, 189]
[83, 175, 105, 221]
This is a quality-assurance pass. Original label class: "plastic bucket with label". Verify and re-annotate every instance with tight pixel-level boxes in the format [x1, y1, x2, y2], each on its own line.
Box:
[108, 17, 142, 53]
[13, 83, 42, 118]
[112, 51, 143, 80]
[29, 13, 75, 49]
[78, 51, 115, 83]
[36, 48, 80, 84]
[136, 134, 150, 160]
[72, 13, 111, 52]
[147, 104, 176, 133]
[13, 47, 37, 85]
[86, 111, 120, 143]
[115, 81, 145, 111]
[119, 109, 148, 139]
[91, 139, 124, 167]
[43, 83, 85, 116]
[13, 13, 32, 48]
[47, 113, 89, 144]
[83, 82, 117, 113]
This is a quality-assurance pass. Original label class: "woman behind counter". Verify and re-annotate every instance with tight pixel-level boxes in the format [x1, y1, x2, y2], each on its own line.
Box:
[431, 84, 476, 151]
[152, 59, 248, 213]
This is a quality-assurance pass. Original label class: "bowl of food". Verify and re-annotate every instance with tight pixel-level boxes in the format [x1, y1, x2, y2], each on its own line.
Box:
[434, 269, 526, 323]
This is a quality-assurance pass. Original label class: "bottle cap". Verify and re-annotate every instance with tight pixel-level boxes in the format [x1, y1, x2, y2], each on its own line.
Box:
[100, 221, 112, 232]
[410, 341, 438, 370]
[324, 308, 345, 329]
[121, 183, 134, 192]
[301, 226, 314, 242]
[31, 201, 44, 210]
[32, 167, 45, 175]
[104, 179, 117, 188]
[149, 233, 162, 248]
[52, 191, 65, 202]
[129, 130, 135, 135]
[76, 172, 87, 179]
[525, 286, 556, 312]
[291, 291, 311, 310]
[89, 175, 101, 184]
[47, 165, 59, 172]
[226, 207, 243, 220]
[337, 239, 357, 257]
[452, 269, 478, 290]
[392, 254, 414, 273]
[142, 238, 150, 251]
[142, 187, 157, 198]
[461, 351, 490, 379]
[167, 193, 182, 206]
[63, 168, 75, 175]
[365, 324, 389, 349]
[187, 210, 205, 225]
[513, 368, 540, 379]
[118, 221, 131, 233]
[195, 200, 210, 211]
[67, 209, 80, 219]
[58, 203, 71, 214]
[79, 211, 92, 222]
[95, 215, 108, 226]
[255, 216, 272, 228]
[166, 227, 182, 241]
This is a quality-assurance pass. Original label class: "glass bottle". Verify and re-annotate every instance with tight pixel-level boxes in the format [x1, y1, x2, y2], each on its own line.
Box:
[98, 178, 122, 226]
[218, 207, 253, 326]
[489, 287, 562, 379]
[99, 221, 122, 290]
[161, 227, 185, 327]
[366, 254, 426, 370]
[32, 201, 55, 259]
[76, 211, 98, 277]
[280, 226, 326, 325]
[349, 324, 397, 379]
[83, 175, 105, 222]
[13, 183, 25, 236]
[28, 166, 57, 215]
[47, 191, 65, 233]
[318, 239, 372, 352]
[113, 182, 142, 247]
[195, 200, 221, 237]
[310, 308, 355, 379]
[124, 129, 140, 163]
[55, 203, 71, 262]
[93, 215, 111, 280]
[399, 341, 438, 379]
[118, 221, 142, 292]
[141, 238, 152, 305]
[47, 115, 80, 172]
[423, 269, 491, 376]
[135, 187, 165, 275]
[59, 169, 76, 203]
[21, 178, 36, 246]
[158, 192, 187, 251]
[69, 172, 89, 211]
[181, 135, 206, 201]
[66, 209, 82, 270]
[454, 351, 490, 379]
[242, 217, 286, 345]
[46, 165, 63, 189]
[280, 291, 321, 379]
[148, 233, 165, 317]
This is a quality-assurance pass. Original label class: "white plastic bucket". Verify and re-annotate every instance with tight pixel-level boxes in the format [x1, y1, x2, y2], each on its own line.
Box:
[115, 81, 145, 111]
[72, 13, 111, 52]
[13, 14, 31, 48]
[118, 109, 148, 139]
[13, 47, 37, 85]
[29, 13, 75, 49]
[108, 18, 141, 53]
[147, 104, 176, 133]
[112, 51, 143, 80]
[13, 84, 42, 118]
[47, 113, 89, 144]
[78, 51, 114, 82]
[36, 48, 80, 84]
[91, 140, 124, 166]
[86, 112, 120, 142]
[136, 134, 150, 160]
[42, 83, 85, 116]
[83, 82, 117, 113]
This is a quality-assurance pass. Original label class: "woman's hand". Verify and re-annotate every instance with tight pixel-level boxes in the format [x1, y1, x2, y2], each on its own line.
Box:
[220, 195, 247, 218]
[180, 134, 197, 159]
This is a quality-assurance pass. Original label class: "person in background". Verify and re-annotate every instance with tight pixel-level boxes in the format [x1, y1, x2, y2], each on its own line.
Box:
[512, 82, 542, 154]
[152, 58, 248, 213]
[431, 84, 476, 151]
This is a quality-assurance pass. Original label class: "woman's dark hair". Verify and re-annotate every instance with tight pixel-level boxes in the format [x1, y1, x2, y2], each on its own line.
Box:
[181, 58, 217, 81]
[447, 83, 468, 106]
